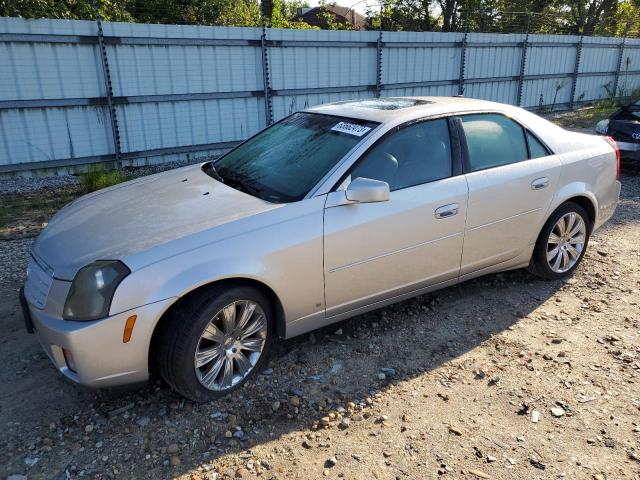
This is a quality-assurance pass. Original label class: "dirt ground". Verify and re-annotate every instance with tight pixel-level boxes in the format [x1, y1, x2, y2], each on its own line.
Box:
[1, 153, 639, 479]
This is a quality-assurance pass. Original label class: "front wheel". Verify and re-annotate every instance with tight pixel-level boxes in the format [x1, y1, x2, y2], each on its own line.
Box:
[155, 285, 273, 402]
[529, 202, 591, 280]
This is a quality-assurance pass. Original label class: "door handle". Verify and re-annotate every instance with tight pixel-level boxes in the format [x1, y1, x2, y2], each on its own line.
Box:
[434, 203, 459, 219]
[531, 177, 550, 190]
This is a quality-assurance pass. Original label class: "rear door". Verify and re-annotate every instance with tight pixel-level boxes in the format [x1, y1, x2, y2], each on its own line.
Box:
[323, 117, 468, 318]
[457, 113, 562, 275]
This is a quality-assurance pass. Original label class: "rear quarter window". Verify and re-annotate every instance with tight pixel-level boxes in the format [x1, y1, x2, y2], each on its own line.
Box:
[526, 131, 551, 159]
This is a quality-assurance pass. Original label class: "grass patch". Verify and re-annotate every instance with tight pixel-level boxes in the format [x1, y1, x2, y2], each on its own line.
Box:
[0, 189, 80, 228]
[1, 169, 129, 229]
[80, 169, 128, 193]
[550, 101, 618, 130]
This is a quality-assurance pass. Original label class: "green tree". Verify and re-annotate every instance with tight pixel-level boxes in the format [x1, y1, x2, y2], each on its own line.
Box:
[267, 0, 316, 28]
[0, 0, 315, 27]
[315, 2, 356, 30]
[612, 0, 640, 36]
[378, 0, 435, 31]
[0, 0, 133, 21]
[565, 0, 618, 35]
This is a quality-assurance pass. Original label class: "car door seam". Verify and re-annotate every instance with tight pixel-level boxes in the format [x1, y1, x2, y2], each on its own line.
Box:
[457, 175, 471, 280]
[321, 194, 329, 317]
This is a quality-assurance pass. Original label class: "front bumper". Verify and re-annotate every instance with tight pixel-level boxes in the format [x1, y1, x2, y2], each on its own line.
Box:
[25, 295, 174, 388]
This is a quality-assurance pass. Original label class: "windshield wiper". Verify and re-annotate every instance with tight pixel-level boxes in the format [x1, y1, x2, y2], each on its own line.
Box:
[221, 173, 262, 197]
[205, 162, 263, 198]
[204, 162, 225, 184]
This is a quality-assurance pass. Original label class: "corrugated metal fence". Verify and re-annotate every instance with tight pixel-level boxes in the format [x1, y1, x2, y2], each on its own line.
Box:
[2, 17, 640, 175]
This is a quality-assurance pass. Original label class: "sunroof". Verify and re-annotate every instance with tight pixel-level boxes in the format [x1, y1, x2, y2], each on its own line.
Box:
[335, 98, 432, 110]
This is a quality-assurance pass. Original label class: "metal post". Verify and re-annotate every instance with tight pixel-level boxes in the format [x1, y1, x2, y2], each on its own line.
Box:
[260, 23, 273, 126]
[376, 30, 383, 98]
[516, 17, 529, 107]
[569, 35, 583, 109]
[458, 32, 468, 96]
[93, 0, 121, 168]
[613, 30, 628, 101]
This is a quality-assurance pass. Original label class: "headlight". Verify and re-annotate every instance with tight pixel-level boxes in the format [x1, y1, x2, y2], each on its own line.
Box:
[63, 260, 130, 321]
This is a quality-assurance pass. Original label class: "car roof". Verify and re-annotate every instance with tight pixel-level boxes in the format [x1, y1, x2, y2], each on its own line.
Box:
[305, 96, 511, 124]
[304, 95, 574, 158]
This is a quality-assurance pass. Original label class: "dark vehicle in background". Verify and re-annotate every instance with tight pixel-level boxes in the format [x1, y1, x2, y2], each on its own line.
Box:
[596, 100, 640, 162]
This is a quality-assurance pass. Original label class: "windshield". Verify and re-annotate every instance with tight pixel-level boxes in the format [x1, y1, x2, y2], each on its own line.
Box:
[209, 112, 378, 203]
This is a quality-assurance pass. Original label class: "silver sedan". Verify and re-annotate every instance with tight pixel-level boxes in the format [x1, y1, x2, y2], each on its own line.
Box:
[22, 97, 621, 401]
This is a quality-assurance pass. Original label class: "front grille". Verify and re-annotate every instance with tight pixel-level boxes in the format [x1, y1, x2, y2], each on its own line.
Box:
[24, 256, 53, 309]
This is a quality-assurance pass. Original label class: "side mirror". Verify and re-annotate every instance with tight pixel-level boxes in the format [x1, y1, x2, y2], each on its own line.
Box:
[345, 177, 390, 203]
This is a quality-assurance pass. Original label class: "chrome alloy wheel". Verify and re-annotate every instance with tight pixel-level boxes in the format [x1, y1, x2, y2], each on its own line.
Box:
[194, 300, 267, 391]
[546, 212, 586, 273]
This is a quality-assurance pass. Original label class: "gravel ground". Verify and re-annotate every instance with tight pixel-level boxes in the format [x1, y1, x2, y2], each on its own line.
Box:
[0, 238, 33, 284]
[0, 175, 80, 195]
[1, 171, 639, 480]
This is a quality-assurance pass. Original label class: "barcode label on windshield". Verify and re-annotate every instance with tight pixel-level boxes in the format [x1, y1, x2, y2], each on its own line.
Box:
[331, 122, 371, 137]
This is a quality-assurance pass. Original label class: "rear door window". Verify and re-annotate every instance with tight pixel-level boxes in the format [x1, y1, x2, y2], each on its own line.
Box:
[461, 114, 528, 172]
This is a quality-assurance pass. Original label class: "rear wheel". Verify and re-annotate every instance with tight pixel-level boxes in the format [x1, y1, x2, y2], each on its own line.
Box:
[529, 202, 591, 280]
[155, 285, 273, 402]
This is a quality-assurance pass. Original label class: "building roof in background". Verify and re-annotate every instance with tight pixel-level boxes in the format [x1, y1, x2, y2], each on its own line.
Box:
[295, 5, 367, 30]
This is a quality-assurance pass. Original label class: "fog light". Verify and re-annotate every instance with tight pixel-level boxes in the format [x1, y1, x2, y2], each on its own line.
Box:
[62, 348, 77, 373]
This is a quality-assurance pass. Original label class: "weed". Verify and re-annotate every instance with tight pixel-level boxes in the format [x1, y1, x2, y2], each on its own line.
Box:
[80, 169, 128, 193]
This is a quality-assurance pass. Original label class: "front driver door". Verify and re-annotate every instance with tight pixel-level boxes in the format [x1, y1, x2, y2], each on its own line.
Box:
[323, 117, 469, 319]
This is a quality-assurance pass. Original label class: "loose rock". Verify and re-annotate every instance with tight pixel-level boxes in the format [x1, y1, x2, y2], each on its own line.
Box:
[167, 443, 179, 454]
[325, 456, 338, 468]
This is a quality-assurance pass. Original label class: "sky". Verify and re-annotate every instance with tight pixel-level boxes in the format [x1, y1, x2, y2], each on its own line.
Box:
[305, 1, 379, 15]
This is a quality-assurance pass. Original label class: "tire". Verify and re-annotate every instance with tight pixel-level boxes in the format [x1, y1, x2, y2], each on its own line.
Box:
[155, 285, 273, 402]
[529, 202, 592, 280]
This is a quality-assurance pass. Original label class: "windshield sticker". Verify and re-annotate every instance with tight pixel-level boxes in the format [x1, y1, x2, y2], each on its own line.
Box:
[331, 122, 372, 137]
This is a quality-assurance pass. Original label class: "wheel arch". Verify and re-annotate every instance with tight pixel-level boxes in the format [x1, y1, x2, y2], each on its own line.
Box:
[530, 193, 597, 259]
[547, 194, 597, 231]
[529, 195, 595, 279]
[564, 195, 596, 229]
[148, 277, 287, 375]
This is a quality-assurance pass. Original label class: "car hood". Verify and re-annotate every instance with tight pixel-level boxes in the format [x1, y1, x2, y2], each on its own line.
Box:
[33, 164, 279, 281]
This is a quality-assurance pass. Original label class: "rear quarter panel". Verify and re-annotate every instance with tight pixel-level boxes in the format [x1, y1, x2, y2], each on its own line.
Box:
[551, 132, 619, 230]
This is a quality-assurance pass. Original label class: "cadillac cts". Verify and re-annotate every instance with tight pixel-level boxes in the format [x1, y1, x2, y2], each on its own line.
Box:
[21, 97, 621, 401]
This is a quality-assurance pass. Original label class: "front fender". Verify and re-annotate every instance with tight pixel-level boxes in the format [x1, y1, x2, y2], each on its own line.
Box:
[114, 254, 279, 311]
[109, 197, 326, 331]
